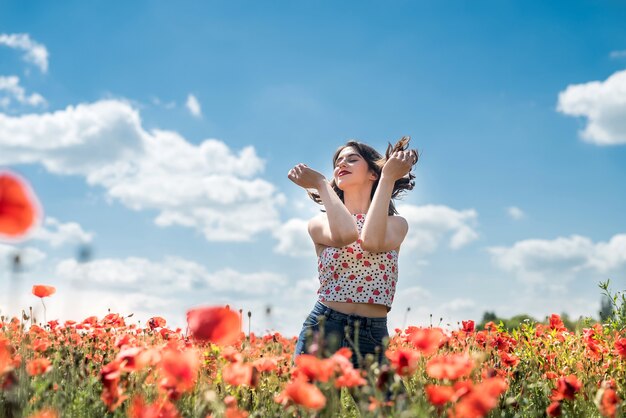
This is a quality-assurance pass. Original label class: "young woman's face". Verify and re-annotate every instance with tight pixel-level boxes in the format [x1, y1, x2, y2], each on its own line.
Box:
[333, 146, 377, 189]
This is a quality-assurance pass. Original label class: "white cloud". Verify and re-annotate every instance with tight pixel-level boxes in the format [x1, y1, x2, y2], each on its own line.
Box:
[397, 203, 479, 254]
[0, 99, 286, 241]
[609, 50, 626, 59]
[273, 218, 313, 257]
[507, 206, 525, 220]
[186, 94, 202, 118]
[488, 233, 626, 283]
[55, 256, 287, 295]
[0, 76, 46, 108]
[32, 217, 94, 248]
[0, 33, 49, 73]
[441, 298, 476, 313]
[557, 69, 626, 145]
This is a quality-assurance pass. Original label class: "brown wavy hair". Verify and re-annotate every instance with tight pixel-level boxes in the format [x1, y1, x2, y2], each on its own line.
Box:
[307, 136, 419, 215]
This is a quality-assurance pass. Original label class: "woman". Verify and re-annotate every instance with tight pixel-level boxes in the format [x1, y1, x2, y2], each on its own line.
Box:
[288, 136, 418, 369]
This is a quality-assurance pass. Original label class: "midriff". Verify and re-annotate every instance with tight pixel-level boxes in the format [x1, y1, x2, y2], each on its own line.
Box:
[321, 300, 388, 318]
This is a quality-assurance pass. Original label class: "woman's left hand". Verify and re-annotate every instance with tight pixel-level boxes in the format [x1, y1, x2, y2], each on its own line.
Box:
[381, 150, 417, 181]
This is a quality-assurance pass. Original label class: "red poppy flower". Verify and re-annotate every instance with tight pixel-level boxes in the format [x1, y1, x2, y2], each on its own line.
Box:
[0, 171, 41, 240]
[32, 285, 56, 298]
[129, 395, 180, 418]
[26, 357, 52, 376]
[283, 377, 327, 410]
[599, 388, 620, 418]
[425, 384, 456, 406]
[550, 374, 581, 401]
[147, 316, 166, 330]
[159, 348, 199, 393]
[426, 353, 474, 380]
[385, 348, 420, 376]
[408, 327, 446, 356]
[614, 337, 626, 358]
[186, 306, 240, 346]
[546, 401, 561, 417]
[295, 354, 335, 382]
[223, 361, 254, 387]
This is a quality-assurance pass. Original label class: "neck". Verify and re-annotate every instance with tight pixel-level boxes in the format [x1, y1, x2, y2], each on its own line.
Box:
[342, 186, 372, 215]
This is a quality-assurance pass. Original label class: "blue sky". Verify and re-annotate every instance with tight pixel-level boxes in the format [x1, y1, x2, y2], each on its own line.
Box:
[1, 1, 625, 335]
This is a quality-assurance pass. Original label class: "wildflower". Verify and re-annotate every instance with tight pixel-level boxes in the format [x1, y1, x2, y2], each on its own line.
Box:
[549, 314, 567, 333]
[550, 374, 582, 401]
[462, 320, 475, 333]
[546, 401, 561, 417]
[385, 348, 420, 376]
[223, 361, 255, 387]
[26, 357, 51, 376]
[252, 357, 278, 373]
[186, 306, 241, 346]
[614, 337, 626, 358]
[425, 384, 456, 406]
[334, 367, 367, 388]
[99, 360, 126, 411]
[160, 348, 199, 393]
[129, 395, 181, 418]
[0, 171, 40, 239]
[407, 327, 446, 356]
[595, 380, 622, 418]
[32, 285, 56, 298]
[277, 376, 327, 411]
[426, 352, 474, 380]
[148, 316, 167, 330]
[294, 354, 334, 382]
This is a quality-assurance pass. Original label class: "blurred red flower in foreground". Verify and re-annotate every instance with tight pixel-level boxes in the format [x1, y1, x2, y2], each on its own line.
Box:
[276, 376, 327, 411]
[186, 306, 240, 346]
[0, 171, 41, 239]
[426, 352, 474, 380]
[32, 285, 56, 298]
[26, 358, 52, 376]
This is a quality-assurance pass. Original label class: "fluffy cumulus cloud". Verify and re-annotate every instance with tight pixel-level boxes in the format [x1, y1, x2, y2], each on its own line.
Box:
[51, 255, 310, 333]
[55, 256, 288, 295]
[0, 76, 46, 108]
[0, 99, 285, 241]
[273, 218, 312, 257]
[0, 33, 49, 73]
[32, 217, 94, 248]
[397, 203, 479, 253]
[488, 233, 626, 283]
[186, 94, 202, 117]
[557, 69, 626, 145]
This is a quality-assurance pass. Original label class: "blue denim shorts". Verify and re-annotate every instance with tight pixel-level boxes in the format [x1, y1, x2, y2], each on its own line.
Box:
[292, 301, 389, 369]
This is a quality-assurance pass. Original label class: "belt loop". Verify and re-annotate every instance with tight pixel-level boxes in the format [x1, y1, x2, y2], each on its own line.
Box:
[366, 317, 372, 328]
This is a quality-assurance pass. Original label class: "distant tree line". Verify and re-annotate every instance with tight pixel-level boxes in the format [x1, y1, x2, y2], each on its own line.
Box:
[477, 286, 625, 333]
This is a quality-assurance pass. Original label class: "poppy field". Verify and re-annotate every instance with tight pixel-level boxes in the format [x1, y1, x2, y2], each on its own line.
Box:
[0, 283, 624, 418]
[1, 171, 625, 418]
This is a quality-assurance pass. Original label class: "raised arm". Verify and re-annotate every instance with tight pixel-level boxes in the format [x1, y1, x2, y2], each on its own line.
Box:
[360, 151, 412, 253]
[288, 163, 358, 247]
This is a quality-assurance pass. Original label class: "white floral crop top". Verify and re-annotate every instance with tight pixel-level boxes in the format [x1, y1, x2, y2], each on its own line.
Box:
[317, 213, 398, 311]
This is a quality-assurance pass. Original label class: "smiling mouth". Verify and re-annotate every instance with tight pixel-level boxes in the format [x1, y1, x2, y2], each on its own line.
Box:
[338, 171, 351, 177]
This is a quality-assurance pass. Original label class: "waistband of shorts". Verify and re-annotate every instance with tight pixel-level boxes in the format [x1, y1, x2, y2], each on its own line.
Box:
[311, 300, 387, 327]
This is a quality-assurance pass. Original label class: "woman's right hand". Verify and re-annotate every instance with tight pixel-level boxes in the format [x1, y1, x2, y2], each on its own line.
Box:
[287, 163, 326, 190]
